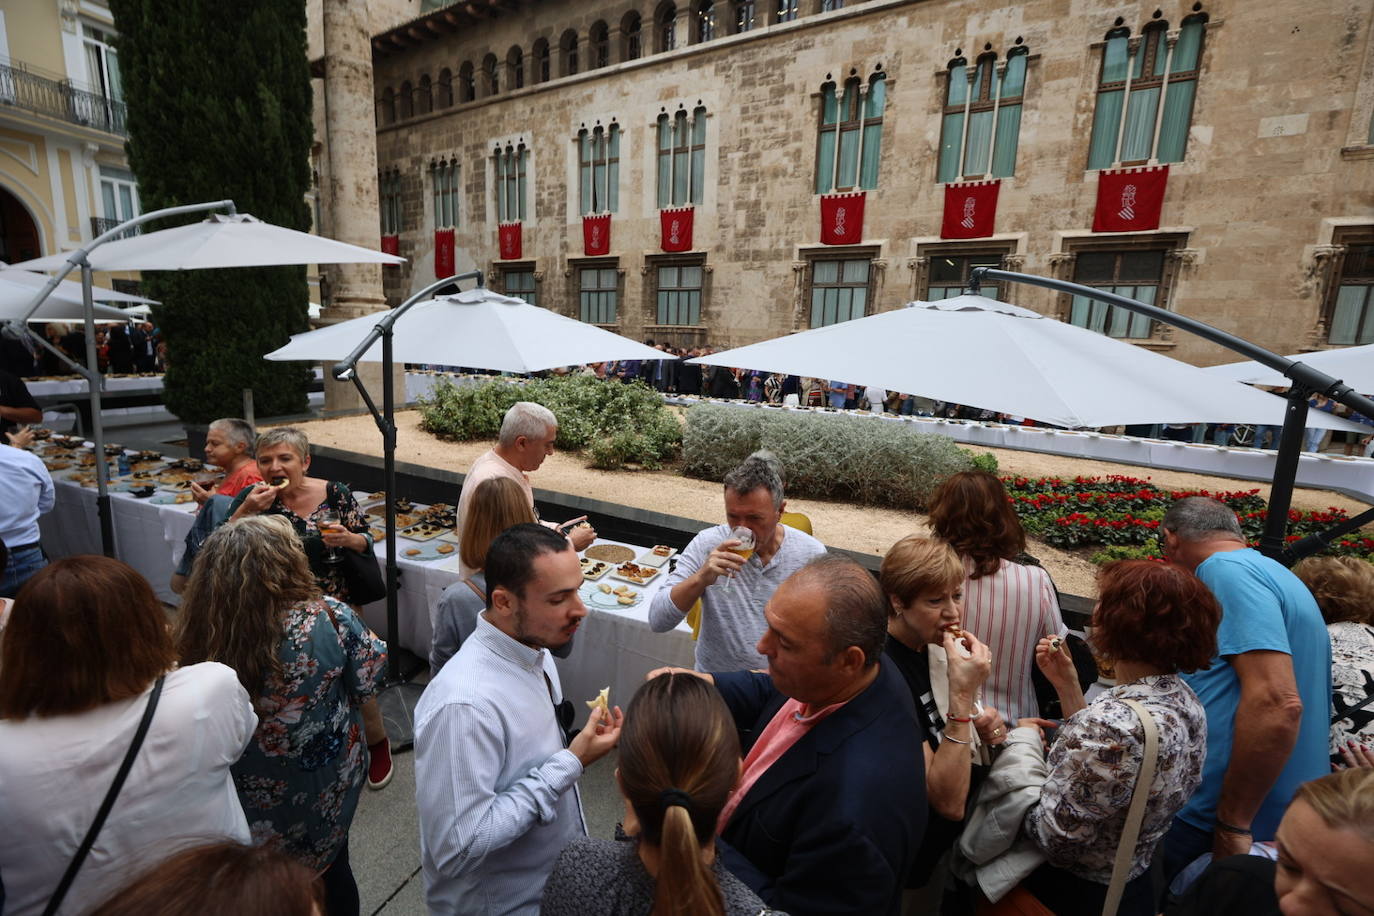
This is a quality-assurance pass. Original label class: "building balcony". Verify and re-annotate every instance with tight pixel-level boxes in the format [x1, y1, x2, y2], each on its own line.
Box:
[0, 61, 127, 137]
[90, 216, 140, 240]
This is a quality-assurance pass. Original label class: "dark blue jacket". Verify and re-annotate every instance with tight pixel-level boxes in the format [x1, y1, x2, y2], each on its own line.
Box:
[714, 665, 927, 916]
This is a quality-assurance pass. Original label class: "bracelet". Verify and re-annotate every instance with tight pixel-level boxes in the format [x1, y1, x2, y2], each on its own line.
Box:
[1215, 819, 1252, 836]
[946, 713, 974, 723]
[942, 733, 971, 745]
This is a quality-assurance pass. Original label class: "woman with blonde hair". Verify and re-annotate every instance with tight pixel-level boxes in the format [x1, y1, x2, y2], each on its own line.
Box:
[1293, 555, 1374, 767]
[176, 516, 385, 916]
[540, 673, 771, 915]
[430, 476, 538, 673]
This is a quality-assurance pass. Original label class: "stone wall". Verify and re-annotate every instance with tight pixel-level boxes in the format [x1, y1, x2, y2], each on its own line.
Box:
[365, 0, 1374, 365]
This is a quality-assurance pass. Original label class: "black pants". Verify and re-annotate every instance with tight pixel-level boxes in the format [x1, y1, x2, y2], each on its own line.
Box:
[321, 837, 360, 916]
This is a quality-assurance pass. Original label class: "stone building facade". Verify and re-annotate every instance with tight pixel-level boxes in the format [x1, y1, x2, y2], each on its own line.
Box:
[361, 0, 1374, 366]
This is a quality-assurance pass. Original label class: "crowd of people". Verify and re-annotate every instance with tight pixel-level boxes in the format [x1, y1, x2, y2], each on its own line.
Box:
[0, 398, 1372, 915]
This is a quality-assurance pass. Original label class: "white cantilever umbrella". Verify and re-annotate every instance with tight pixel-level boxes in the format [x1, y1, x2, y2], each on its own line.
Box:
[0, 263, 156, 306]
[1203, 343, 1374, 394]
[12, 213, 404, 271]
[689, 295, 1365, 431]
[265, 287, 669, 371]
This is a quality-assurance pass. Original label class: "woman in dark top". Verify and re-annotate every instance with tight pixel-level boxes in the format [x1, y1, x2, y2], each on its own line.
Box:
[879, 535, 1006, 891]
[541, 673, 774, 916]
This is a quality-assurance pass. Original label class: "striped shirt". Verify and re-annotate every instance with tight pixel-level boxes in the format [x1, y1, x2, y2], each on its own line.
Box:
[960, 557, 1067, 723]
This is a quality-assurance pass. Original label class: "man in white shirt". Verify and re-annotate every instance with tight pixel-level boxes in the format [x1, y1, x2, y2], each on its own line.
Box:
[456, 402, 596, 576]
[415, 524, 623, 915]
[0, 439, 54, 597]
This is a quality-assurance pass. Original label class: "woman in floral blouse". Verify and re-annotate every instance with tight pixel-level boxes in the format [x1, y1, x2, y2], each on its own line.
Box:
[1019, 560, 1219, 916]
[1294, 556, 1374, 767]
[176, 515, 386, 916]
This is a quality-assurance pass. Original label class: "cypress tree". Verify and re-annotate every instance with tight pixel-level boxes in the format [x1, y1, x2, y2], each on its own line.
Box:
[109, 0, 314, 423]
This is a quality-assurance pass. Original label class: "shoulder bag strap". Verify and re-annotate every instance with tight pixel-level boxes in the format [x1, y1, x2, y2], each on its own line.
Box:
[462, 577, 486, 603]
[1102, 698, 1159, 916]
[43, 674, 165, 916]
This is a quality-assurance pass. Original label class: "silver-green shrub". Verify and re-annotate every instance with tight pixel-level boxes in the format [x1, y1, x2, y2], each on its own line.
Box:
[682, 404, 971, 509]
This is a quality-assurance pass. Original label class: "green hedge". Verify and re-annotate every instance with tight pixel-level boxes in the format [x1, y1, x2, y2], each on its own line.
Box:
[417, 375, 682, 470]
[681, 404, 972, 509]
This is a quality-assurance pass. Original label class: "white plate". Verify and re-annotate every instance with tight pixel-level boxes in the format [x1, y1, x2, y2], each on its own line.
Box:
[635, 547, 677, 567]
[398, 541, 457, 562]
[609, 566, 661, 587]
[580, 581, 642, 609]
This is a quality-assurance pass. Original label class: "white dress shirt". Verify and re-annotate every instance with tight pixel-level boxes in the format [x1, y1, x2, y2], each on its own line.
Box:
[415, 612, 586, 915]
[0, 444, 54, 548]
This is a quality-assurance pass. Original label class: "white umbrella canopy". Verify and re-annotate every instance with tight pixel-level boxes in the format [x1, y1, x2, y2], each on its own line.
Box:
[265, 287, 670, 372]
[689, 294, 1364, 431]
[11, 213, 404, 272]
[0, 263, 156, 304]
[1202, 343, 1374, 394]
[0, 286, 134, 322]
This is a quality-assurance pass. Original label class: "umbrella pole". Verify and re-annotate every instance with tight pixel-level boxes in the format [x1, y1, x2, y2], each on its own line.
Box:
[81, 263, 115, 557]
[1258, 387, 1311, 561]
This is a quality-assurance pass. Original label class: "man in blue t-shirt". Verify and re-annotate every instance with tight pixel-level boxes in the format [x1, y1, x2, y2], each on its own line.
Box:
[1159, 497, 1332, 880]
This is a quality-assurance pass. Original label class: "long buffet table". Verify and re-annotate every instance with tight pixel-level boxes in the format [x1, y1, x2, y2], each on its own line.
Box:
[38, 468, 694, 705]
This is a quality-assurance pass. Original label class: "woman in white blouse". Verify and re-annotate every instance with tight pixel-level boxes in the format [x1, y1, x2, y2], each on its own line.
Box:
[1017, 560, 1218, 916]
[0, 556, 256, 916]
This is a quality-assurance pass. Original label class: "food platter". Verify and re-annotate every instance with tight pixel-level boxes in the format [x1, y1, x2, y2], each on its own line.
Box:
[400, 521, 450, 542]
[580, 557, 612, 581]
[609, 562, 661, 586]
[584, 543, 636, 564]
[398, 541, 457, 562]
[580, 580, 642, 608]
[635, 545, 677, 568]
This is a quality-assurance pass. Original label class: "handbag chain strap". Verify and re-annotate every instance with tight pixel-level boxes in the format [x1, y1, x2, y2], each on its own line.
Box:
[1102, 698, 1159, 916]
[43, 674, 166, 916]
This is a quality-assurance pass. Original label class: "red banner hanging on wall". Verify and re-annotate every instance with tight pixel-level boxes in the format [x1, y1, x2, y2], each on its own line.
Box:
[819, 192, 866, 245]
[434, 229, 455, 278]
[583, 213, 611, 256]
[380, 235, 399, 256]
[940, 180, 1001, 239]
[1093, 166, 1169, 233]
[659, 206, 694, 252]
[498, 221, 522, 260]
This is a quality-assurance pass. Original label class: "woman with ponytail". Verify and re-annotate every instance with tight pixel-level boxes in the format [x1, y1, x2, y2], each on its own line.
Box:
[540, 673, 777, 915]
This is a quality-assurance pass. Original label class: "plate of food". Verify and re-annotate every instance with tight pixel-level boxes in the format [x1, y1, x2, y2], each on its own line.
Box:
[610, 562, 661, 586]
[151, 492, 196, 505]
[581, 580, 641, 608]
[399, 541, 457, 562]
[584, 543, 636, 565]
[369, 527, 387, 542]
[635, 545, 677, 568]
[580, 557, 612, 580]
[400, 521, 450, 541]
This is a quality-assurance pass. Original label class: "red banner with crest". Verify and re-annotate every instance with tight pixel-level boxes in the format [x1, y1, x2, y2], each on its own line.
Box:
[820, 192, 866, 246]
[659, 207, 694, 253]
[498, 221, 522, 260]
[583, 214, 611, 257]
[434, 229, 455, 278]
[1093, 166, 1169, 233]
[940, 180, 1001, 239]
[380, 235, 399, 256]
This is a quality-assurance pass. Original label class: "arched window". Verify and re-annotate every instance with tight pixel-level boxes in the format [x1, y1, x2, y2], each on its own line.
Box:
[589, 21, 610, 69]
[937, 49, 1025, 181]
[482, 53, 499, 96]
[431, 157, 459, 229]
[622, 12, 642, 61]
[458, 62, 475, 103]
[398, 80, 413, 119]
[378, 87, 396, 125]
[656, 105, 707, 207]
[560, 29, 579, 77]
[815, 71, 885, 192]
[775, 0, 799, 22]
[493, 141, 528, 222]
[656, 3, 677, 53]
[695, 1, 716, 42]
[820, 0, 843, 9]
[533, 38, 551, 83]
[1087, 15, 1206, 168]
[379, 168, 402, 235]
[417, 74, 433, 114]
[436, 68, 453, 108]
[578, 122, 621, 214]
[734, 0, 757, 33]
[507, 46, 524, 89]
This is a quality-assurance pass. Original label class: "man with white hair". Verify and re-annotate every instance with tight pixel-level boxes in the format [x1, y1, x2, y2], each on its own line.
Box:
[457, 402, 596, 573]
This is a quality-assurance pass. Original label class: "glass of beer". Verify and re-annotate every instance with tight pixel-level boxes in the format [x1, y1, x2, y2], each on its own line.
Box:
[319, 509, 344, 564]
[723, 526, 755, 589]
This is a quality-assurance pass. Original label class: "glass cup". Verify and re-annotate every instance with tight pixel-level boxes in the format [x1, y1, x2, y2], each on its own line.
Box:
[318, 509, 344, 564]
[722, 526, 755, 589]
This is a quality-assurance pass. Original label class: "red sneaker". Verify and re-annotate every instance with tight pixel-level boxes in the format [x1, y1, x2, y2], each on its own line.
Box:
[367, 738, 393, 790]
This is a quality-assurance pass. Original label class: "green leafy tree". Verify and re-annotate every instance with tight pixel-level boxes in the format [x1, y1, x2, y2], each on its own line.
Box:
[110, 0, 314, 423]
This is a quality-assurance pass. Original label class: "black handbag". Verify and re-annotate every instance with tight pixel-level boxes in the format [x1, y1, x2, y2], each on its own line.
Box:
[339, 546, 388, 605]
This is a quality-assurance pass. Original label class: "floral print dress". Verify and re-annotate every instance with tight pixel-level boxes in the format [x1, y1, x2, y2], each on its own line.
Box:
[229, 480, 371, 602]
[233, 596, 386, 871]
[1026, 674, 1207, 883]
[1328, 621, 1374, 765]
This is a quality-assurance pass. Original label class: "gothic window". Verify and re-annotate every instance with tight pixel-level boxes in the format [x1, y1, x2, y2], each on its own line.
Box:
[430, 158, 459, 228]
[623, 12, 643, 60]
[492, 142, 529, 222]
[695, 1, 717, 42]
[776, 0, 799, 22]
[937, 46, 1028, 182]
[508, 46, 525, 89]
[578, 123, 621, 214]
[560, 29, 579, 76]
[656, 2, 677, 52]
[656, 106, 707, 207]
[533, 39, 551, 83]
[590, 21, 610, 68]
[815, 71, 886, 193]
[379, 169, 403, 235]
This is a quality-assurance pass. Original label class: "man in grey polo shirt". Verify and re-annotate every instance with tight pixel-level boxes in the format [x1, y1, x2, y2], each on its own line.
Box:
[649, 451, 826, 672]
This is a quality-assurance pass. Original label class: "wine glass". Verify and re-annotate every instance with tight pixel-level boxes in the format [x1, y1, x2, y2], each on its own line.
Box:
[318, 509, 344, 564]
[722, 526, 755, 590]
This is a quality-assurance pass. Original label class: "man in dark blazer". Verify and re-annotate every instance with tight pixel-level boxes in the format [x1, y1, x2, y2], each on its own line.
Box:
[650, 554, 926, 915]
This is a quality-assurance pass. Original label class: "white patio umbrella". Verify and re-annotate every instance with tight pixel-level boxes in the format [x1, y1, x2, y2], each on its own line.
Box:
[0, 262, 156, 304]
[0, 292, 133, 323]
[689, 295, 1365, 431]
[12, 212, 405, 272]
[265, 287, 668, 370]
[1203, 343, 1374, 393]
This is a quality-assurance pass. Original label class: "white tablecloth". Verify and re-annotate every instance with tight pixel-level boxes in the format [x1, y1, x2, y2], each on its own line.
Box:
[26, 375, 166, 397]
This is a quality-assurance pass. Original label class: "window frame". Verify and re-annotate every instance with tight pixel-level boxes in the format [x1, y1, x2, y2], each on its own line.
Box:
[379, 168, 403, 236]
[656, 106, 707, 208]
[916, 242, 1013, 301]
[492, 142, 529, 223]
[1323, 226, 1374, 346]
[577, 123, 621, 215]
[1060, 233, 1188, 340]
[429, 157, 460, 230]
[815, 71, 886, 193]
[498, 262, 540, 308]
[801, 245, 879, 328]
[936, 46, 1029, 183]
[645, 253, 709, 330]
[98, 168, 140, 225]
[572, 257, 623, 326]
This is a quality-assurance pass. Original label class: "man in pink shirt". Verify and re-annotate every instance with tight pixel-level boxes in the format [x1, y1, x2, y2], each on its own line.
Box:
[456, 402, 596, 575]
[650, 555, 927, 915]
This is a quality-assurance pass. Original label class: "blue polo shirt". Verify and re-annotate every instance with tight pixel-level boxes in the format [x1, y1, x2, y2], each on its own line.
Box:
[1179, 548, 1332, 840]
